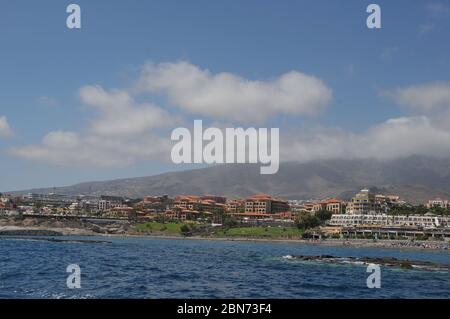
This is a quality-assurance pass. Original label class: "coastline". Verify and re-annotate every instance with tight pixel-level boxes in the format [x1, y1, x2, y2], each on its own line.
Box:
[1, 225, 449, 252]
[121, 234, 450, 252]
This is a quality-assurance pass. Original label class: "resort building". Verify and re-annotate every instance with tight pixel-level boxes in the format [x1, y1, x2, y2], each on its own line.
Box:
[325, 199, 346, 214]
[111, 206, 134, 218]
[173, 195, 224, 207]
[375, 194, 401, 204]
[173, 195, 200, 210]
[201, 195, 227, 204]
[172, 195, 226, 217]
[312, 198, 346, 214]
[226, 200, 244, 214]
[137, 195, 172, 212]
[244, 194, 289, 214]
[98, 200, 111, 210]
[141, 195, 169, 205]
[300, 202, 315, 213]
[23, 193, 75, 206]
[329, 213, 450, 229]
[426, 198, 449, 209]
[346, 189, 382, 214]
[98, 195, 125, 211]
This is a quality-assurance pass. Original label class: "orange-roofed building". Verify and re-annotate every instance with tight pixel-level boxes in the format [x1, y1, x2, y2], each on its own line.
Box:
[274, 211, 296, 220]
[312, 198, 345, 214]
[173, 195, 225, 217]
[245, 194, 289, 214]
[226, 200, 245, 214]
[201, 195, 227, 204]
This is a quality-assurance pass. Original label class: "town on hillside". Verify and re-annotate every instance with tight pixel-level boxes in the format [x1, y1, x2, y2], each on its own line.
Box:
[1, 189, 450, 240]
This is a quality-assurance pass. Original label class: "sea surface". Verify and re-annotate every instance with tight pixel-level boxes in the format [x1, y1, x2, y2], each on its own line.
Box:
[0, 236, 449, 299]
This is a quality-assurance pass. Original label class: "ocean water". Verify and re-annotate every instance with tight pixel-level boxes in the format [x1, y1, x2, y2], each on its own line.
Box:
[0, 236, 449, 299]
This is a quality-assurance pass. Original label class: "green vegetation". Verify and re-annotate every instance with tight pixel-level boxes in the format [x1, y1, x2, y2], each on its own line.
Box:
[135, 222, 303, 239]
[295, 210, 332, 230]
[180, 224, 191, 236]
[389, 204, 450, 216]
[135, 221, 184, 234]
[296, 214, 321, 230]
[214, 226, 303, 239]
[416, 234, 429, 241]
[221, 214, 239, 229]
[315, 209, 332, 221]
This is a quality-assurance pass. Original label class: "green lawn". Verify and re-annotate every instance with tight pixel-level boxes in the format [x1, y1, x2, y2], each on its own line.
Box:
[214, 226, 303, 239]
[135, 222, 303, 239]
[135, 222, 183, 234]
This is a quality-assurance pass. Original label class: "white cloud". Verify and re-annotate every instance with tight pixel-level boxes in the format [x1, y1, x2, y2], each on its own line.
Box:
[79, 85, 175, 137]
[9, 62, 334, 168]
[283, 79, 450, 162]
[11, 63, 450, 169]
[9, 130, 171, 167]
[383, 82, 450, 112]
[0, 116, 13, 138]
[42, 131, 81, 149]
[9, 86, 174, 167]
[282, 116, 450, 162]
[362, 116, 450, 159]
[137, 61, 332, 123]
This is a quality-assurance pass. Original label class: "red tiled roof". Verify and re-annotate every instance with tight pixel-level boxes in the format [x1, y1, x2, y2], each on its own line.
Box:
[320, 198, 343, 205]
[175, 195, 201, 201]
[250, 194, 272, 199]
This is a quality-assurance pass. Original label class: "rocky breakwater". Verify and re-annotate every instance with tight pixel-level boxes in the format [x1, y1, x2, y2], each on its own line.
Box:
[0, 228, 63, 236]
[282, 255, 450, 271]
[0, 217, 135, 236]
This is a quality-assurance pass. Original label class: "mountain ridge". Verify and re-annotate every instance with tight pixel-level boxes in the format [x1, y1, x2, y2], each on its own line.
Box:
[8, 156, 450, 204]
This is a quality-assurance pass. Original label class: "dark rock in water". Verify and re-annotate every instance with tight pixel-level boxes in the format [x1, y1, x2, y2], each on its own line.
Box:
[34, 237, 112, 244]
[283, 255, 450, 271]
[0, 229, 63, 236]
[0, 236, 111, 244]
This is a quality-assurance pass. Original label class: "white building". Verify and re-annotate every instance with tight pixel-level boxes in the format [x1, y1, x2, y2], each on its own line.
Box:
[426, 198, 449, 209]
[329, 214, 450, 229]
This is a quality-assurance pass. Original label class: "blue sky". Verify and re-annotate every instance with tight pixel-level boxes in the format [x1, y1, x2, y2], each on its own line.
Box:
[1, 0, 450, 191]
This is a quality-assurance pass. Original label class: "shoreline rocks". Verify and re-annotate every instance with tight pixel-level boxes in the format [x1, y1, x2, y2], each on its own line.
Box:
[282, 254, 450, 271]
[0, 229, 63, 236]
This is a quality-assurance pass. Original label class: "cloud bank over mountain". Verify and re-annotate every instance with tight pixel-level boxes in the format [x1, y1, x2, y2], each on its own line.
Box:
[7, 61, 450, 168]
